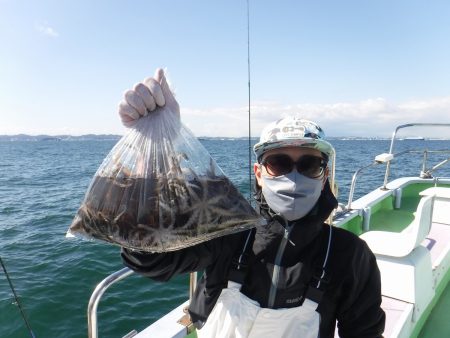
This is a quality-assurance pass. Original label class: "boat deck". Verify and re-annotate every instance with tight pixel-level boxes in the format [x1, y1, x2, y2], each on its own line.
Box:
[337, 181, 450, 338]
[382, 219, 450, 338]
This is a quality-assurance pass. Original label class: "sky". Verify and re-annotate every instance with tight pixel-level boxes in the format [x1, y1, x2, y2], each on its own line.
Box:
[1, 0, 450, 138]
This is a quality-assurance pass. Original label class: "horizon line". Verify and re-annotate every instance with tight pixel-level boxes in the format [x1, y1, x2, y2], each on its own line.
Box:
[1, 133, 449, 140]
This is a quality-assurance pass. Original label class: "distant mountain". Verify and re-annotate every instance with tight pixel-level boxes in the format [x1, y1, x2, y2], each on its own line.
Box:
[0, 134, 122, 141]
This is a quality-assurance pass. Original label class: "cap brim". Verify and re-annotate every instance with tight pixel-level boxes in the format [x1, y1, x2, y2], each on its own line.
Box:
[254, 138, 334, 160]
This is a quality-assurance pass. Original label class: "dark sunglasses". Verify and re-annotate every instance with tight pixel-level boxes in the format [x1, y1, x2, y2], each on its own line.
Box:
[261, 154, 327, 178]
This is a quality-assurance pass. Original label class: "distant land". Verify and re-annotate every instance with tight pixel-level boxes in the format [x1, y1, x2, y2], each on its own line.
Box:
[0, 134, 390, 142]
[0, 134, 448, 142]
[0, 134, 122, 141]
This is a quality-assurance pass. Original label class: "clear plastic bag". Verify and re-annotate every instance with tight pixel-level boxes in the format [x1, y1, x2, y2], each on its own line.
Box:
[67, 106, 260, 252]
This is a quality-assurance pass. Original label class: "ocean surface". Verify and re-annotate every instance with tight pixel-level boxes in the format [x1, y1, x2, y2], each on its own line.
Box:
[1, 137, 449, 338]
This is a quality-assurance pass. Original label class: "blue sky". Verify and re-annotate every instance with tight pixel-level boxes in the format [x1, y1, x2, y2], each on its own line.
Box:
[1, 0, 450, 137]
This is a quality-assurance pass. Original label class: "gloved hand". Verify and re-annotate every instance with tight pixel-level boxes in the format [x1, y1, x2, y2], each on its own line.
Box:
[118, 68, 180, 127]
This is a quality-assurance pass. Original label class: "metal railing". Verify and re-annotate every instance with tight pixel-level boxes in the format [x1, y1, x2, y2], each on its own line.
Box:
[88, 267, 135, 338]
[87, 268, 197, 338]
[420, 151, 450, 178]
[345, 123, 450, 210]
[383, 123, 450, 189]
[346, 161, 380, 210]
[346, 148, 450, 210]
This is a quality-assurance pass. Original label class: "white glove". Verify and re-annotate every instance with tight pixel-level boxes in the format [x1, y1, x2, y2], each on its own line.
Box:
[118, 68, 180, 127]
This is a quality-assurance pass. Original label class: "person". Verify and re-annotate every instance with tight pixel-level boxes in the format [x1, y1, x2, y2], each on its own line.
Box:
[118, 69, 385, 338]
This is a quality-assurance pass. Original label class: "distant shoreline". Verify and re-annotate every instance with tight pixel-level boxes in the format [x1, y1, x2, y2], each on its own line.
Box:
[0, 134, 449, 141]
[0, 134, 122, 141]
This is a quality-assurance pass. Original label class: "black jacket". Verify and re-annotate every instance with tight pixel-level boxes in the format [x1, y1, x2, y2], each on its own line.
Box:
[121, 182, 385, 337]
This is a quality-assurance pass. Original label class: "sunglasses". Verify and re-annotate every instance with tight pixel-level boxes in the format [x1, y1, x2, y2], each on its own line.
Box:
[261, 154, 327, 178]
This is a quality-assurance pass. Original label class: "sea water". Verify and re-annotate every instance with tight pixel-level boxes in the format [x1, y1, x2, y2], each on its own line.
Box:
[1, 138, 449, 338]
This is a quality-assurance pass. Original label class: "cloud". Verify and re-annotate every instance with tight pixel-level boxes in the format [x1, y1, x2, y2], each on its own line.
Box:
[181, 96, 450, 138]
[36, 21, 59, 38]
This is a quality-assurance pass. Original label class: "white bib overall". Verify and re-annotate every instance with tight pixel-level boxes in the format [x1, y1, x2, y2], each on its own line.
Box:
[197, 281, 320, 338]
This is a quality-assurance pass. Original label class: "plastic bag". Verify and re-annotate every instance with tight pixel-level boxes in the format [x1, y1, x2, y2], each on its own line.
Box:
[67, 106, 260, 252]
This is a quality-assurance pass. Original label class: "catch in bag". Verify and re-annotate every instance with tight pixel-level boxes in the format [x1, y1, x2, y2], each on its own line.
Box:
[67, 105, 260, 252]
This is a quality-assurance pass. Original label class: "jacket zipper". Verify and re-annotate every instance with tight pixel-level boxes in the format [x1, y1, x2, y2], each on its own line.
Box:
[267, 221, 292, 308]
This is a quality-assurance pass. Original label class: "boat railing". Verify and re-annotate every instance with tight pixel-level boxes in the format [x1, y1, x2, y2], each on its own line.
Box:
[88, 267, 198, 338]
[420, 150, 450, 178]
[346, 149, 450, 210]
[345, 123, 450, 210]
[383, 123, 450, 189]
[88, 267, 135, 338]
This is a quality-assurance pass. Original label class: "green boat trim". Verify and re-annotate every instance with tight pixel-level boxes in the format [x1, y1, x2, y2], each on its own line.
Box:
[343, 178, 450, 338]
[414, 268, 450, 338]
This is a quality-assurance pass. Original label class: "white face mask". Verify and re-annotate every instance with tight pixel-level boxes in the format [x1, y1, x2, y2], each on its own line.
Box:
[261, 171, 323, 221]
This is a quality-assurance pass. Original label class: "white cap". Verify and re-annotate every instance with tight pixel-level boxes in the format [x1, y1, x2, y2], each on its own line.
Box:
[253, 117, 334, 161]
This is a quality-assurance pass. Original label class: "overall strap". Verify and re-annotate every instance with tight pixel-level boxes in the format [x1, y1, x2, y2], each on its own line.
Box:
[228, 228, 255, 284]
[317, 224, 333, 288]
[304, 224, 333, 304]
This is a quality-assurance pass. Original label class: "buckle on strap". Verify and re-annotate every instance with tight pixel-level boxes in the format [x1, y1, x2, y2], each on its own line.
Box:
[228, 230, 255, 283]
[228, 266, 247, 284]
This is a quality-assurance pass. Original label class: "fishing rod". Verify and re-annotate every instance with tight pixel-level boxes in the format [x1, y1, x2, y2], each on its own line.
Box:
[247, 0, 252, 202]
[0, 256, 36, 338]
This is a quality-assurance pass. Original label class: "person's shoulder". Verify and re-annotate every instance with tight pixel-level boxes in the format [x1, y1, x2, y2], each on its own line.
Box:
[328, 225, 373, 257]
[325, 225, 377, 279]
[217, 228, 254, 252]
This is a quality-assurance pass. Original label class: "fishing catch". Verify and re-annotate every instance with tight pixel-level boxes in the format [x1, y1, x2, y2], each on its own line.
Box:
[67, 78, 259, 252]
